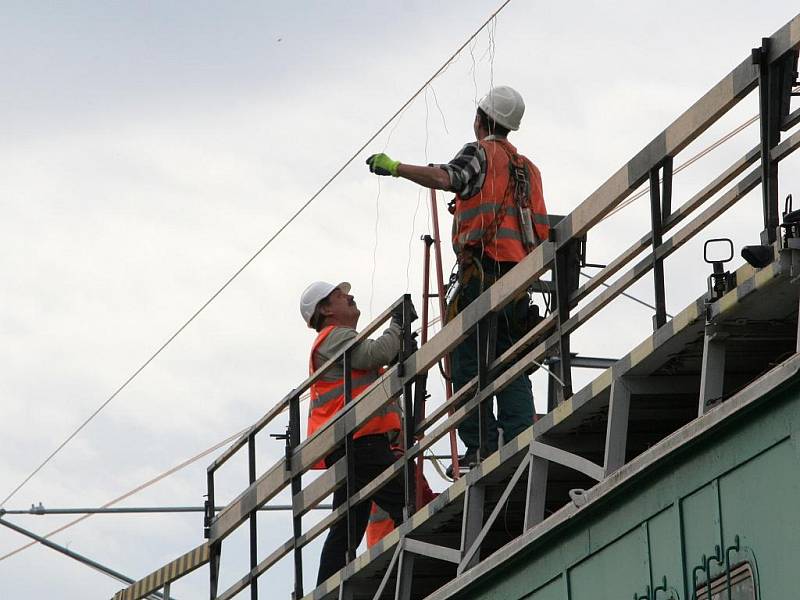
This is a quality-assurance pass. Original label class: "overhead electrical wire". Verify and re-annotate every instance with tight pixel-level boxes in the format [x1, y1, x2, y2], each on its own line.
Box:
[1, 0, 517, 508]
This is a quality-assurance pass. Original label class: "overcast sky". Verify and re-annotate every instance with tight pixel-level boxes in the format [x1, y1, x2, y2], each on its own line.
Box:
[2, 2, 799, 598]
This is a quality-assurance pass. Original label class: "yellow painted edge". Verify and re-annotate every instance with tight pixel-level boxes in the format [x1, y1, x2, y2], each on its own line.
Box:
[552, 397, 574, 426]
[591, 369, 613, 396]
[629, 336, 655, 369]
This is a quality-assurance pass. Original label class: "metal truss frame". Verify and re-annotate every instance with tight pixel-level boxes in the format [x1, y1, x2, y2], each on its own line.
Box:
[112, 13, 800, 600]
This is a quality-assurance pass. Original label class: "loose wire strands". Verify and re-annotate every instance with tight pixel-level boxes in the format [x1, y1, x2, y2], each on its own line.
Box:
[369, 178, 382, 319]
[404, 88, 433, 294]
[406, 189, 425, 293]
[0, 427, 248, 562]
[370, 98, 416, 318]
[0, 0, 517, 509]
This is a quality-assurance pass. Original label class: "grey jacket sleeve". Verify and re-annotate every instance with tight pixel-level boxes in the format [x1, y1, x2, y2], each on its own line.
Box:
[317, 324, 402, 373]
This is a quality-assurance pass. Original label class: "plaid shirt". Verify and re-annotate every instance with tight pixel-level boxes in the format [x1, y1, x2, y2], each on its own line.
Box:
[438, 135, 509, 199]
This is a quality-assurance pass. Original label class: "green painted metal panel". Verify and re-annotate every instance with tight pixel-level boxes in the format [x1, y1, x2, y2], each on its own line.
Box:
[718, 437, 800, 600]
[646, 506, 685, 599]
[466, 531, 591, 600]
[519, 574, 563, 600]
[680, 482, 722, 593]
[450, 381, 800, 600]
[568, 527, 649, 599]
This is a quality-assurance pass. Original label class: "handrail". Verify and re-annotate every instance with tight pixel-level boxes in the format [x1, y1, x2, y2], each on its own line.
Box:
[113, 13, 800, 600]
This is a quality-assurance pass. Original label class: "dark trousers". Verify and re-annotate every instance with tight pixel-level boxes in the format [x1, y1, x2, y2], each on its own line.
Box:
[450, 260, 534, 454]
[317, 435, 407, 585]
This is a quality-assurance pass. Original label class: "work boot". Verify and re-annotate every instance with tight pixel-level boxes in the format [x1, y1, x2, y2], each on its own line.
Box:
[445, 449, 478, 479]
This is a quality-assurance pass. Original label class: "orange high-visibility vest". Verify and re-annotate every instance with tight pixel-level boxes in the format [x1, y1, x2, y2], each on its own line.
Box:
[452, 138, 549, 263]
[307, 326, 402, 469]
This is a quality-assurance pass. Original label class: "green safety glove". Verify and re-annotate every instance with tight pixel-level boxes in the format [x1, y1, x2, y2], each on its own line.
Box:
[366, 153, 400, 177]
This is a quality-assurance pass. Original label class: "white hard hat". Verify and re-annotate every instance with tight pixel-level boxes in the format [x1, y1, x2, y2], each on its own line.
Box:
[478, 85, 525, 131]
[300, 281, 351, 328]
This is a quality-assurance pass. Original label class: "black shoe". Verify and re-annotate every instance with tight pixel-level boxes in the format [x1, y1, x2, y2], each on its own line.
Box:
[445, 450, 478, 479]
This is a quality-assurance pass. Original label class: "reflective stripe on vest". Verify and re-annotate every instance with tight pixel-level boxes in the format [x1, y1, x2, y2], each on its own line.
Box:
[452, 138, 549, 262]
[307, 326, 402, 469]
[309, 371, 380, 410]
[366, 502, 395, 548]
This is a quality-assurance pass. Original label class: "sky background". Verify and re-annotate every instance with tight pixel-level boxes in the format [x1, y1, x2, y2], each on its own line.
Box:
[1, 1, 799, 598]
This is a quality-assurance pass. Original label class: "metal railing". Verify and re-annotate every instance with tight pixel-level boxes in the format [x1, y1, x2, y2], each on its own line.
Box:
[112, 13, 800, 600]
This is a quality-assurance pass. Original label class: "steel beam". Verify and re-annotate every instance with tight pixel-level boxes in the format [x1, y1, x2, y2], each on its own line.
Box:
[530, 441, 604, 482]
[523, 456, 548, 530]
[371, 544, 402, 600]
[458, 452, 531, 574]
[699, 328, 728, 415]
[424, 352, 800, 600]
[395, 549, 415, 600]
[604, 378, 631, 476]
[459, 483, 485, 572]
[403, 539, 461, 564]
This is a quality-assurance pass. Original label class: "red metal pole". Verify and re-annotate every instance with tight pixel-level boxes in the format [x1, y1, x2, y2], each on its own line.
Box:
[416, 236, 433, 508]
[429, 189, 461, 479]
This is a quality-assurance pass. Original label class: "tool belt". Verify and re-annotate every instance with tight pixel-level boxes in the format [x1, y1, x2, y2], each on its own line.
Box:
[445, 251, 542, 337]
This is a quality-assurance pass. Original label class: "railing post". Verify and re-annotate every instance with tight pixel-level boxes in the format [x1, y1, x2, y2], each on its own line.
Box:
[343, 348, 357, 562]
[755, 38, 782, 245]
[649, 158, 671, 330]
[476, 313, 497, 461]
[206, 468, 221, 600]
[288, 393, 304, 600]
[552, 245, 574, 405]
[754, 40, 798, 245]
[401, 294, 417, 518]
[247, 434, 258, 600]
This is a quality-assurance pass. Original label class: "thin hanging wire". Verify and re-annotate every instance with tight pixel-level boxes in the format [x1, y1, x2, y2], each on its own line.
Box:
[429, 83, 450, 135]
[469, 38, 479, 107]
[488, 17, 497, 91]
[369, 178, 382, 319]
[405, 87, 433, 292]
[1, 1, 519, 508]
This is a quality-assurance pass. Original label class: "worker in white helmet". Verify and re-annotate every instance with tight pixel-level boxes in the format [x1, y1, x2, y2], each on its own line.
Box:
[366, 86, 550, 476]
[300, 281, 416, 585]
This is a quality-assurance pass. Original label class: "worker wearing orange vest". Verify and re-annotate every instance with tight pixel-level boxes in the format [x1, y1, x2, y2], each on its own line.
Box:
[366, 86, 549, 474]
[300, 281, 416, 585]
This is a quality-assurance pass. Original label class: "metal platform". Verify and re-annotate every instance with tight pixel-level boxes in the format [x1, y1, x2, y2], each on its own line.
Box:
[307, 248, 800, 600]
[112, 13, 800, 600]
